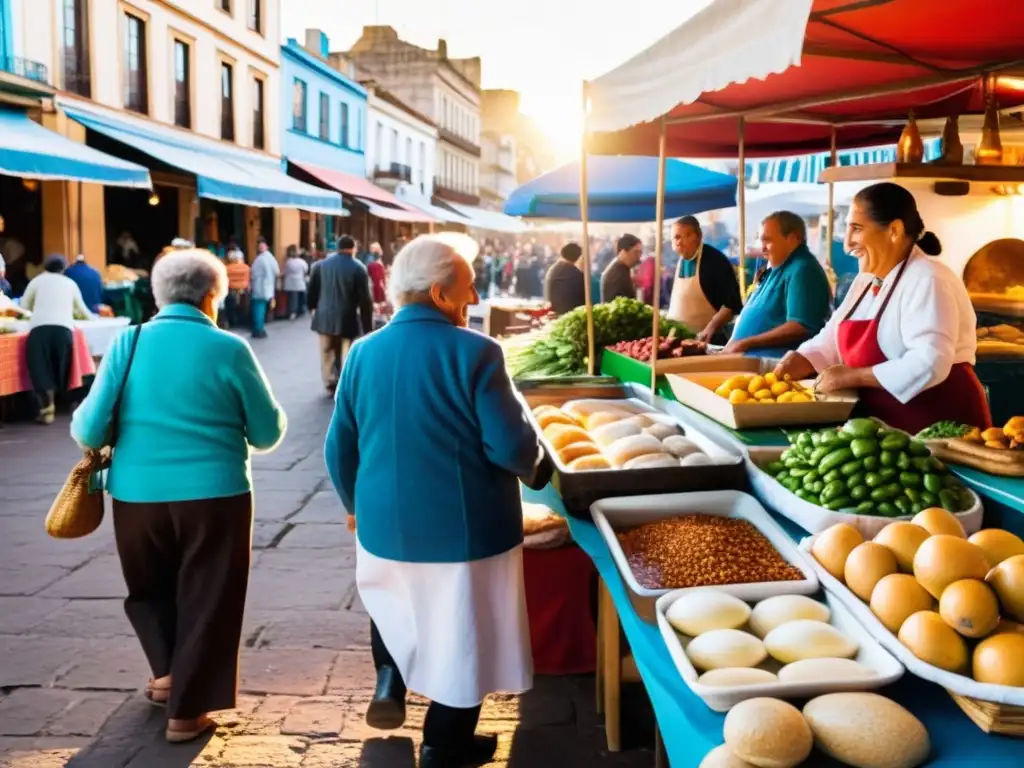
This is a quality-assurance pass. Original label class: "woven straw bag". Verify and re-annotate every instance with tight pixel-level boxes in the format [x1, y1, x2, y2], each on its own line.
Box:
[44, 324, 142, 540]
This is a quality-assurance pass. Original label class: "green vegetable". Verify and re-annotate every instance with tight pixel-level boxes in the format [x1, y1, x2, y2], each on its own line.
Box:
[920, 491, 938, 507]
[855, 501, 877, 515]
[878, 502, 900, 517]
[923, 473, 944, 494]
[879, 468, 898, 482]
[943, 474, 963, 490]
[795, 488, 811, 501]
[840, 460, 863, 477]
[897, 452, 912, 471]
[959, 489, 975, 510]
[939, 489, 959, 512]
[905, 487, 922, 504]
[847, 473, 865, 489]
[844, 418, 880, 438]
[917, 421, 972, 440]
[823, 469, 843, 485]
[821, 481, 845, 504]
[880, 432, 909, 451]
[819, 447, 854, 475]
[819, 431, 841, 448]
[865, 472, 883, 488]
[808, 446, 831, 465]
[880, 450, 896, 468]
[908, 440, 931, 457]
[862, 455, 880, 471]
[789, 468, 810, 479]
[833, 431, 855, 444]
[850, 438, 879, 459]
[899, 471, 922, 488]
[802, 471, 820, 489]
[797, 432, 814, 451]
[810, 480, 825, 495]
[894, 498, 912, 515]
[851, 485, 870, 501]
[824, 496, 853, 511]
[782, 477, 801, 492]
[766, 461, 785, 475]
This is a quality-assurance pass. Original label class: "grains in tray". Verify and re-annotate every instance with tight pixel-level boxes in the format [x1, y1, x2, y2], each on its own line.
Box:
[616, 516, 804, 589]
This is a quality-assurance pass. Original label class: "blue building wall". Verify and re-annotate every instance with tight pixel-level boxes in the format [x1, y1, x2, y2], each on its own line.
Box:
[0, 0, 14, 65]
[281, 38, 367, 178]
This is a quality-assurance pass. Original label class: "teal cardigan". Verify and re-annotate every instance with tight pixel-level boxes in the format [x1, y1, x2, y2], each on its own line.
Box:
[71, 304, 287, 503]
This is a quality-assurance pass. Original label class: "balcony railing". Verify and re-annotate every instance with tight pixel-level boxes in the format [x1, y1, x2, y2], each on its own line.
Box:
[374, 163, 412, 182]
[1, 55, 51, 85]
[433, 181, 480, 207]
[437, 127, 482, 157]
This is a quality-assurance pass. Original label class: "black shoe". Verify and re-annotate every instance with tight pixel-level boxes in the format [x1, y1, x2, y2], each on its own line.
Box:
[365, 666, 406, 730]
[418, 734, 498, 768]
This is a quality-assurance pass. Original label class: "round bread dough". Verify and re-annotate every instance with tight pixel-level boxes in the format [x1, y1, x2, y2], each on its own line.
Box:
[623, 453, 680, 470]
[680, 452, 714, 467]
[666, 590, 751, 636]
[749, 595, 831, 639]
[686, 629, 766, 671]
[724, 698, 813, 768]
[606, 434, 665, 467]
[644, 421, 681, 440]
[699, 744, 758, 768]
[624, 413, 658, 429]
[697, 668, 778, 687]
[662, 435, 703, 459]
[591, 419, 643, 447]
[567, 454, 610, 472]
[544, 424, 593, 451]
[777, 657, 875, 684]
[802, 693, 930, 768]
[557, 441, 601, 465]
[584, 410, 631, 431]
[536, 410, 579, 430]
[763, 620, 858, 664]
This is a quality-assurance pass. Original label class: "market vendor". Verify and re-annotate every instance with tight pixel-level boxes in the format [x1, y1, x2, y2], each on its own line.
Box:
[668, 216, 743, 344]
[723, 211, 832, 358]
[775, 182, 990, 434]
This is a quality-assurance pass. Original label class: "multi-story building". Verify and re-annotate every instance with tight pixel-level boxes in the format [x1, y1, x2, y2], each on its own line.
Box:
[481, 88, 556, 186]
[346, 27, 482, 209]
[363, 81, 436, 201]
[479, 131, 516, 209]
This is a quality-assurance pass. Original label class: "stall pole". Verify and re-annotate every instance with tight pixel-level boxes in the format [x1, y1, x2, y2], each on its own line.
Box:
[649, 117, 667, 394]
[737, 117, 747, 297]
[826, 125, 837, 270]
[580, 82, 596, 376]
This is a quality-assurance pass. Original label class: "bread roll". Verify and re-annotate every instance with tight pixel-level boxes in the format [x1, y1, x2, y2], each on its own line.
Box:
[607, 434, 665, 467]
[544, 424, 592, 451]
[584, 410, 632, 431]
[568, 454, 611, 471]
[662, 435, 702, 458]
[624, 413, 657, 429]
[557, 441, 601, 464]
[681, 453, 714, 467]
[623, 453, 680, 470]
[591, 419, 642, 447]
[536, 410, 580, 430]
[532, 404, 557, 417]
[562, 399, 641, 421]
[644, 421, 680, 440]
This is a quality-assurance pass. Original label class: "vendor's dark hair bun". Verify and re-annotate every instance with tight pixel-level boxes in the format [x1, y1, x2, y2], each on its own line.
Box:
[854, 182, 943, 256]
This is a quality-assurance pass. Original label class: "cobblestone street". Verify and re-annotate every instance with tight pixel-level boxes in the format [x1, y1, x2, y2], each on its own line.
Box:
[0, 318, 655, 768]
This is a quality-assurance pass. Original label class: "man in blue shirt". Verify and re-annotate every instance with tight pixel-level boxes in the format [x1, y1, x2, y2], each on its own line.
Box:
[64, 254, 105, 313]
[725, 211, 831, 358]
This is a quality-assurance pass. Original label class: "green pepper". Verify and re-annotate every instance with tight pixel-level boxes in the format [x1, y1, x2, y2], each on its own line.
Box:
[878, 502, 900, 517]
[839, 460, 863, 477]
[865, 472, 883, 488]
[897, 452, 913, 471]
[920, 491, 938, 507]
[824, 496, 853, 511]
[782, 477, 801, 492]
[833, 430, 855, 444]
[880, 450, 896, 468]
[797, 432, 814, 451]
[904, 487, 922, 504]
[802, 471, 820, 489]
[810, 480, 825, 495]
[808, 446, 831, 465]
[908, 440, 930, 457]
[879, 468, 898, 482]
[881, 432, 910, 451]
[766, 460, 786, 475]
[870, 486, 889, 503]
[784, 455, 809, 469]
[881, 482, 903, 499]
[855, 501, 877, 515]
[923, 473, 943, 494]
[862, 455, 880, 471]
[819, 447, 855, 475]
[894, 497, 912, 515]
[847, 472, 865, 489]
[844, 418, 880, 438]
[823, 469, 843, 485]
[819, 431, 840, 447]
[938, 489, 960, 513]
[850, 438, 879, 459]
[851, 485, 870, 501]
[820, 480, 845, 504]
[899, 471, 922, 488]
[811, 431, 824, 447]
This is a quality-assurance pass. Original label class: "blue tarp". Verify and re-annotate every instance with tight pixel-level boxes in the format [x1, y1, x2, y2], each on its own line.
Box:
[503, 156, 737, 222]
[0, 108, 151, 188]
[59, 99, 344, 214]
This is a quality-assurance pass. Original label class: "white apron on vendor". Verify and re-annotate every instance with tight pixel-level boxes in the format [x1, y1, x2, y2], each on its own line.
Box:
[667, 242, 743, 344]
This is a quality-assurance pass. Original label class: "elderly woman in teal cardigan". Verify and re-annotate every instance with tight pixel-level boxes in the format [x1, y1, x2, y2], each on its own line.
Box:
[71, 248, 286, 744]
[325, 233, 552, 768]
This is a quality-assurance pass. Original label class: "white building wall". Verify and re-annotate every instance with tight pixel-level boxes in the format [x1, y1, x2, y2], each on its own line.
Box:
[41, 0, 281, 154]
[366, 92, 437, 199]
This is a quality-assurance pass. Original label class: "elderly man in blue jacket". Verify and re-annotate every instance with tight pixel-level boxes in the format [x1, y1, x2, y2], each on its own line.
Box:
[325, 233, 552, 768]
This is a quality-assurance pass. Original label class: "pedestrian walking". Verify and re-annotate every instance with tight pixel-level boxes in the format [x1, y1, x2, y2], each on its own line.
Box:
[223, 249, 250, 329]
[70, 248, 286, 743]
[325, 234, 552, 768]
[306, 235, 373, 393]
[249, 238, 279, 338]
[283, 245, 309, 318]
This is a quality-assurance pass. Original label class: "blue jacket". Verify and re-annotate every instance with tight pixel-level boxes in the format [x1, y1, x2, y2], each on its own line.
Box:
[325, 303, 541, 564]
[71, 304, 287, 502]
[64, 261, 105, 313]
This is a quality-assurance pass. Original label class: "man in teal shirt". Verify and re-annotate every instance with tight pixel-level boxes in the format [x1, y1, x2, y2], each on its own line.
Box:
[724, 211, 831, 358]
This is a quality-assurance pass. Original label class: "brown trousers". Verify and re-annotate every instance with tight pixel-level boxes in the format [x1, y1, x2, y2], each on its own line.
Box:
[113, 493, 253, 719]
[318, 334, 352, 390]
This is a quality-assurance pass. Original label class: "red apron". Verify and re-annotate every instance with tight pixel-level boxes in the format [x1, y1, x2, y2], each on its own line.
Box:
[837, 258, 991, 435]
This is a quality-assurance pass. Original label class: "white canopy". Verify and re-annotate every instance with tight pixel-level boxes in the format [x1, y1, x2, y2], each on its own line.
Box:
[586, 0, 814, 134]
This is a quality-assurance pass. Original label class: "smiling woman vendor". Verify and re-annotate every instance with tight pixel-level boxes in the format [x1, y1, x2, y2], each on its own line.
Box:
[776, 182, 990, 434]
[724, 211, 832, 358]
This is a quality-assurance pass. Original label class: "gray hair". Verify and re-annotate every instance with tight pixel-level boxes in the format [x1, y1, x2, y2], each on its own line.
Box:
[152, 248, 229, 308]
[227, 248, 244, 262]
[764, 210, 808, 243]
[387, 234, 476, 308]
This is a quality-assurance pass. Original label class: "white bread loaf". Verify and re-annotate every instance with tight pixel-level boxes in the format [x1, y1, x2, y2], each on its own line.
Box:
[623, 453, 680, 470]
[557, 441, 601, 465]
[536, 410, 580, 430]
[544, 424, 592, 451]
[584, 410, 632, 431]
[591, 420, 642, 447]
[606, 434, 665, 468]
[643, 421, 680, 440]
[568, 454, 611, 471]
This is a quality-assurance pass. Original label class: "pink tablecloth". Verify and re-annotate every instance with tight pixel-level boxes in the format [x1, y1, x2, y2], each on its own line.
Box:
[0, 328, 97, 397]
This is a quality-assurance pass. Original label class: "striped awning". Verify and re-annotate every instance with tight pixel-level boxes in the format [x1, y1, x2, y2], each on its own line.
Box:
[745, 139, 942, 185]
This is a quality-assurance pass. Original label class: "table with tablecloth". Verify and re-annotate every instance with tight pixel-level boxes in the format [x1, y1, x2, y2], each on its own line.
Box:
[522, 482, 1024, 767]
[0, 329, 96, 398]
[4, 317, 131, 358]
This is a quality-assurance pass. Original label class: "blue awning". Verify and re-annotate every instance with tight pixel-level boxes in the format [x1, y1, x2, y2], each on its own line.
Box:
[503, 156, 737, 223]
[58, 98, 344, 214]
[0, 107, 151, 188]
[745, 139, 942, 185]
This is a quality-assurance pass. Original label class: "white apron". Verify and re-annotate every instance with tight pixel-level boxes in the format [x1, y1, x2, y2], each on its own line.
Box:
[355, 539, 534, 709]
[668, 244, 717, 332]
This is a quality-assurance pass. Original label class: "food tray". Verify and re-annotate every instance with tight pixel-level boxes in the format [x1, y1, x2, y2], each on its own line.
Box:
[926, 438, 1024, 478]
[518, 383, 747, 517]
[601, 348, 763, 375]
[655, 589, 904, 712]
[747, 446, 984, 538]
[799, 535, 1024, 708]
[666, 371, 858, 429]
[591, 490, 819, 622]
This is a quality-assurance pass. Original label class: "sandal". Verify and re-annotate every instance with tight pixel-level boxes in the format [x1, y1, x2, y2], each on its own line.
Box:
[144, 677, 171, 706]
[166, 714, 216, 743]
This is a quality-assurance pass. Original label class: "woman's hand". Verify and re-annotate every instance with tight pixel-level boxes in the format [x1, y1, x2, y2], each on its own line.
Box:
[815, 365, 866, 393]
[774, 351, 815, 382]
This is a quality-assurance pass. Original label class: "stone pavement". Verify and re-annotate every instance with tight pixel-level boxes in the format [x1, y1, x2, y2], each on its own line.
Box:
[0, 317, 656, 768]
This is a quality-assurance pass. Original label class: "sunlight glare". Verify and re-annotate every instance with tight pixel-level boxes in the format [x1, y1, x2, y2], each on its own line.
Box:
[520, 90, 585, 163]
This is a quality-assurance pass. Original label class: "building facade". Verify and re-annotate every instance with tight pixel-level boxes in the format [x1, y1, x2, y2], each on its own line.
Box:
[346, 26, 482, 207]
[363, 81, 437, 200]
[479, 131, 516, 209]
[481, 88, 556, 186]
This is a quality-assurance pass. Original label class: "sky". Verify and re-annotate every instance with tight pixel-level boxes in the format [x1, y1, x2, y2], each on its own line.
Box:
[281, 0, 714, 160]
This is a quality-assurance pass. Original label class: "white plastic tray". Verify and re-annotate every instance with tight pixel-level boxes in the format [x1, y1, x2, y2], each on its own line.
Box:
[799, 535, 1024, 706]
[591, 490, 819, 621]
[655, 589, 905, 712]
[747, 447, 984, 538]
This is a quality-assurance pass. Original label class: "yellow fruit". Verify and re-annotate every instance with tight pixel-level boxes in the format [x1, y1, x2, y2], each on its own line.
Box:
[898, 611, 969, 672]
[753, 389, 774, 401]
[747, 375, 766, 394]
[811, 523, 864, 581]
[764, 372, 778, 386]
[870, 574, 935, 633]
[913, 535, 991, 599]
[728, 389, 751, 404]
[769, 381, 790, 396]
[873, 522, 931, 573]
[723, 375, 751, 391]
[844, 542, 899, 602]
[715, 384, 732, 398]
[776, 392, 795, 403]
[939, 579, 1000, 638]
[790, 393, 813, 403]
[973, 633, 1024, 686]
[986, 554, 1024, 622]
[969, 529, 1024, 567]
[911, 507, 966, 538]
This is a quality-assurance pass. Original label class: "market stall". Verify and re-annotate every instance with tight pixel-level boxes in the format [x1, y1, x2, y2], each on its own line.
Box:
[0, 328, 96, 401]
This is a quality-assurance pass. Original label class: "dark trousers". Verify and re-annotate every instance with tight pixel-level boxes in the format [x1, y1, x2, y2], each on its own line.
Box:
[223, 290, 245, 329]
[370, 621, 483, 747]
[26, 325, 73, 410]
[286, 290, 307, 317]
[113, 493, 253, 719]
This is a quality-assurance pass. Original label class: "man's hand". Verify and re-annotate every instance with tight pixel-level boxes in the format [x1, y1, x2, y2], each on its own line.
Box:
[696, 327, 712, 343]
[346, 514, 356, 533]
[722, 337, 748, 355]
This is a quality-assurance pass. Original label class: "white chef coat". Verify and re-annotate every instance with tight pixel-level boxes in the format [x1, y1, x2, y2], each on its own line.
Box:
[21, 272, 94, 329]
[798, 248, 977, 404]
